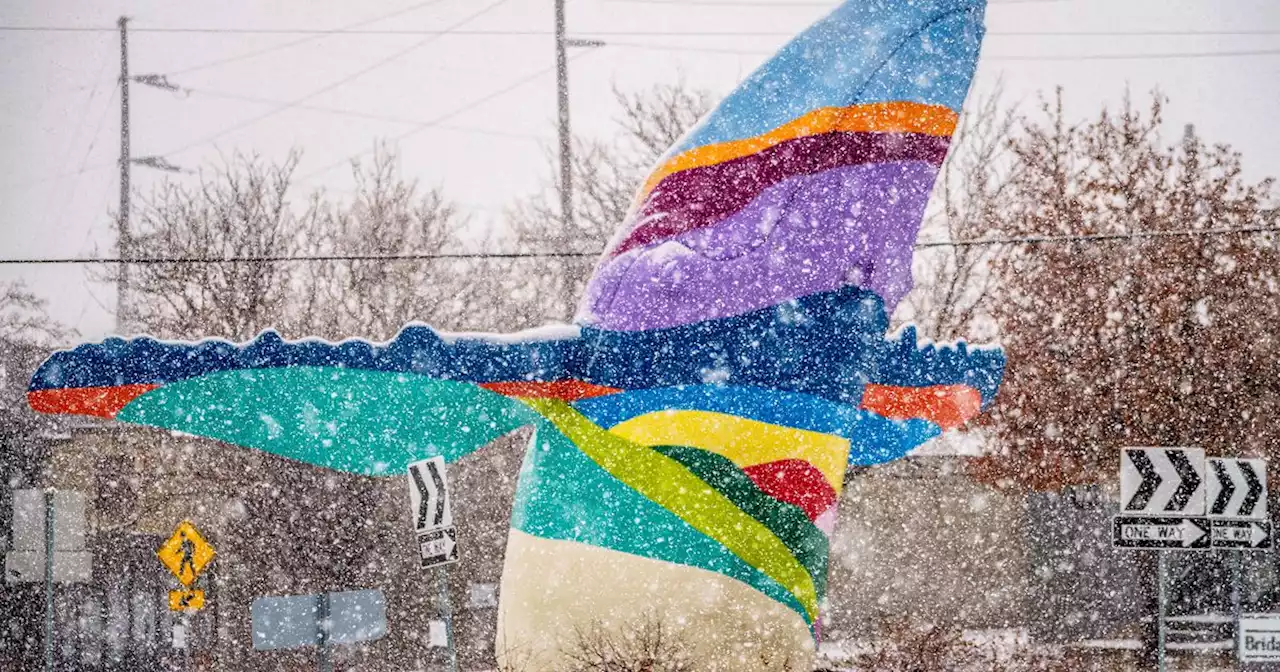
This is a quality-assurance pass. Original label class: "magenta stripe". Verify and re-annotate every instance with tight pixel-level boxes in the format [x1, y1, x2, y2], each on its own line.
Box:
[612, 132, 950, 257]
[582, 162, 938, 332]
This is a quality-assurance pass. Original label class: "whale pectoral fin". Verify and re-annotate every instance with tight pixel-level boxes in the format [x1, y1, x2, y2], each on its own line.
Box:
[30, 367, 537, 476]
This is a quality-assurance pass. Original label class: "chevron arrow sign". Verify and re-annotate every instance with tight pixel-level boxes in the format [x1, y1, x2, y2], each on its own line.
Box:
[1120, 448, 1206, 516]
[1207, 458, 1268, 521]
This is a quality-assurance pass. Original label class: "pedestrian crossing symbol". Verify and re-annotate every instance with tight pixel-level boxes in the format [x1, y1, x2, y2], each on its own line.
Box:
[169, 589, 206, 612]
[158, 521, 215, 587]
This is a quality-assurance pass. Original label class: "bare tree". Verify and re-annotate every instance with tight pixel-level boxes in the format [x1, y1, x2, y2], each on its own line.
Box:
[112, 149, 468, 341]
[560, 612, 698, 672]
[971, 90, 1280, 490]
[504, 83, 712, 324]
[108, 151, 313, 341]
[0, 281, 69, 346]
[895, 91, 1020, 341]
[836, 616, 977, 672]
[302, 147, 470, 339]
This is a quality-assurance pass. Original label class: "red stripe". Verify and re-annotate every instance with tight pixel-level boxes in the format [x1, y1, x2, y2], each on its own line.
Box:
[479, 380, 622, 402]
[742, 460, 838, 521]
[27, 384, 160, 419]
[860, 384, 981, 430]
[613, 131, 950, 256]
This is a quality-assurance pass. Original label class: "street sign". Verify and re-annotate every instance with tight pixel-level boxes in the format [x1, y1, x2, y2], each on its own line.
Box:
[157, 521, 215, 587]
[1120, 447, 1206, 516]
[409, 457, 453, 532]
[418, 527, 459, 569]
[407, 457, 459, 569]
[1207, 458, 1267, 520]
[4, 551, 92, 583]
[169, 589, 206, 612]
[250, 589, 387, 651]
[1239, 614, 1280, 663]
[10, 489, 86, 550]
[1113, 516, 1211, 550]
[1211, 519, 1272, 550]
[5, 489, 91, 584]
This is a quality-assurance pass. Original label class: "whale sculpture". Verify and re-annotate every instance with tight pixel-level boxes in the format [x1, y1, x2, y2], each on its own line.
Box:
[28, 1, 1000, 669]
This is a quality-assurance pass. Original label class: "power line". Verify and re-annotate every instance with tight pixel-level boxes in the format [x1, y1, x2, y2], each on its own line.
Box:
[3, 224, 1275, 266]
[0, 252, 597, 265]
[994, 48, 1280, 61]
[165, 0, 453, 77]
[602, 0, 1076, 6]
[44, 81, 119, 231]
[186, 87, 543, 142]
[295, 51, 591, 184]
[916, 224, 1280, 248]
[604, 41, 1280, 60]
[5, 25, 1280, 36]
[154, 0, 515, 159]
[0, 45, 553, 194]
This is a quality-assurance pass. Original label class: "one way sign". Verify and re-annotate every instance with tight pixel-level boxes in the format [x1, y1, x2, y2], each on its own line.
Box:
[1207, 458, 1267, 520]
[407, 457, 459, 569]
[1113, 516, 1211, 550]
[1211, 520, 1272, 550]
[1120, 448, 1206, 516]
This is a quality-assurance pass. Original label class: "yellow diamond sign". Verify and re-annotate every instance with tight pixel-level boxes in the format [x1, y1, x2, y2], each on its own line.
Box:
[157, 521, 215, 587]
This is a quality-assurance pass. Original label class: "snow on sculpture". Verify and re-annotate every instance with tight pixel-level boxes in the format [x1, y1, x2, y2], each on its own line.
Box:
[27, 0, 1001, 668]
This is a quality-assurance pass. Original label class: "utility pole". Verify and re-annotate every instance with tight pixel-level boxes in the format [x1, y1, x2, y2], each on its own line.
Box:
[553, 0, 604, 318]
[555, 0, 572, 232]
[117, 16, 132, 336]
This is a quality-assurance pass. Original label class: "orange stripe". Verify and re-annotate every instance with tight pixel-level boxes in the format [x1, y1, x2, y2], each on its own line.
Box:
[860, 384, 982, 431]
[27, 384, 160, 419]
[639, 101, 959, 202]
[479, 380, 621, 402]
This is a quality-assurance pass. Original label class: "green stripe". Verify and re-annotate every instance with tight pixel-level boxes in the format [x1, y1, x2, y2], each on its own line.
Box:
[524, 398, 819, 619]
[510, 417, 812, 623]
[653, 446, 829, 601]
[118, 368, 537, 475]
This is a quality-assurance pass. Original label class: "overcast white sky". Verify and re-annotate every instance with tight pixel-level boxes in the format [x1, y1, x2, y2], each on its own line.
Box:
[1, 0, 1277, 341]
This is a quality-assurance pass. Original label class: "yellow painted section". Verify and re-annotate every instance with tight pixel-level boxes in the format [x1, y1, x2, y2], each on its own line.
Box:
[497, 530, 815, 672]
[157, 520, 216, 587]
[522, 399, 819, 619]
[608, 410, 850, 493]
[169, 589, 206, 612]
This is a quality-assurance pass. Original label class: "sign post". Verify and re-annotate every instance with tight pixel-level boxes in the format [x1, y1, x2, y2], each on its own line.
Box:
[317, 591, 332, 672]
[408, 457, 459, 672]
[1206, 457, 1270, 670]
[1158, 550, 1167, 672]
[44, 490, 54, 672]
[158, 520, 216, 669]
[1115, 449, 1271, 670]
[251, 588, 388, 665]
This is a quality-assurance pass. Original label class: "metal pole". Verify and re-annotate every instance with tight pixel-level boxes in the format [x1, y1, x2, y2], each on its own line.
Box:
[1158, 551, 1167, 672]
[317, 592, 332, 672]
[44, 489, 55, 671]
[1233, 550, 1243, 671]
[184, 611, 193, 672]
[554, 0, 572, 229]
[554, 0, 575, 318]
[117, 16, 132, 335]
[439, 568, 458, 672]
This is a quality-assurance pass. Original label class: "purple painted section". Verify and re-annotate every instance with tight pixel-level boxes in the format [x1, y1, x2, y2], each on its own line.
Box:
[612, 132, 950, 256]
[582, 161, 937, 332]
